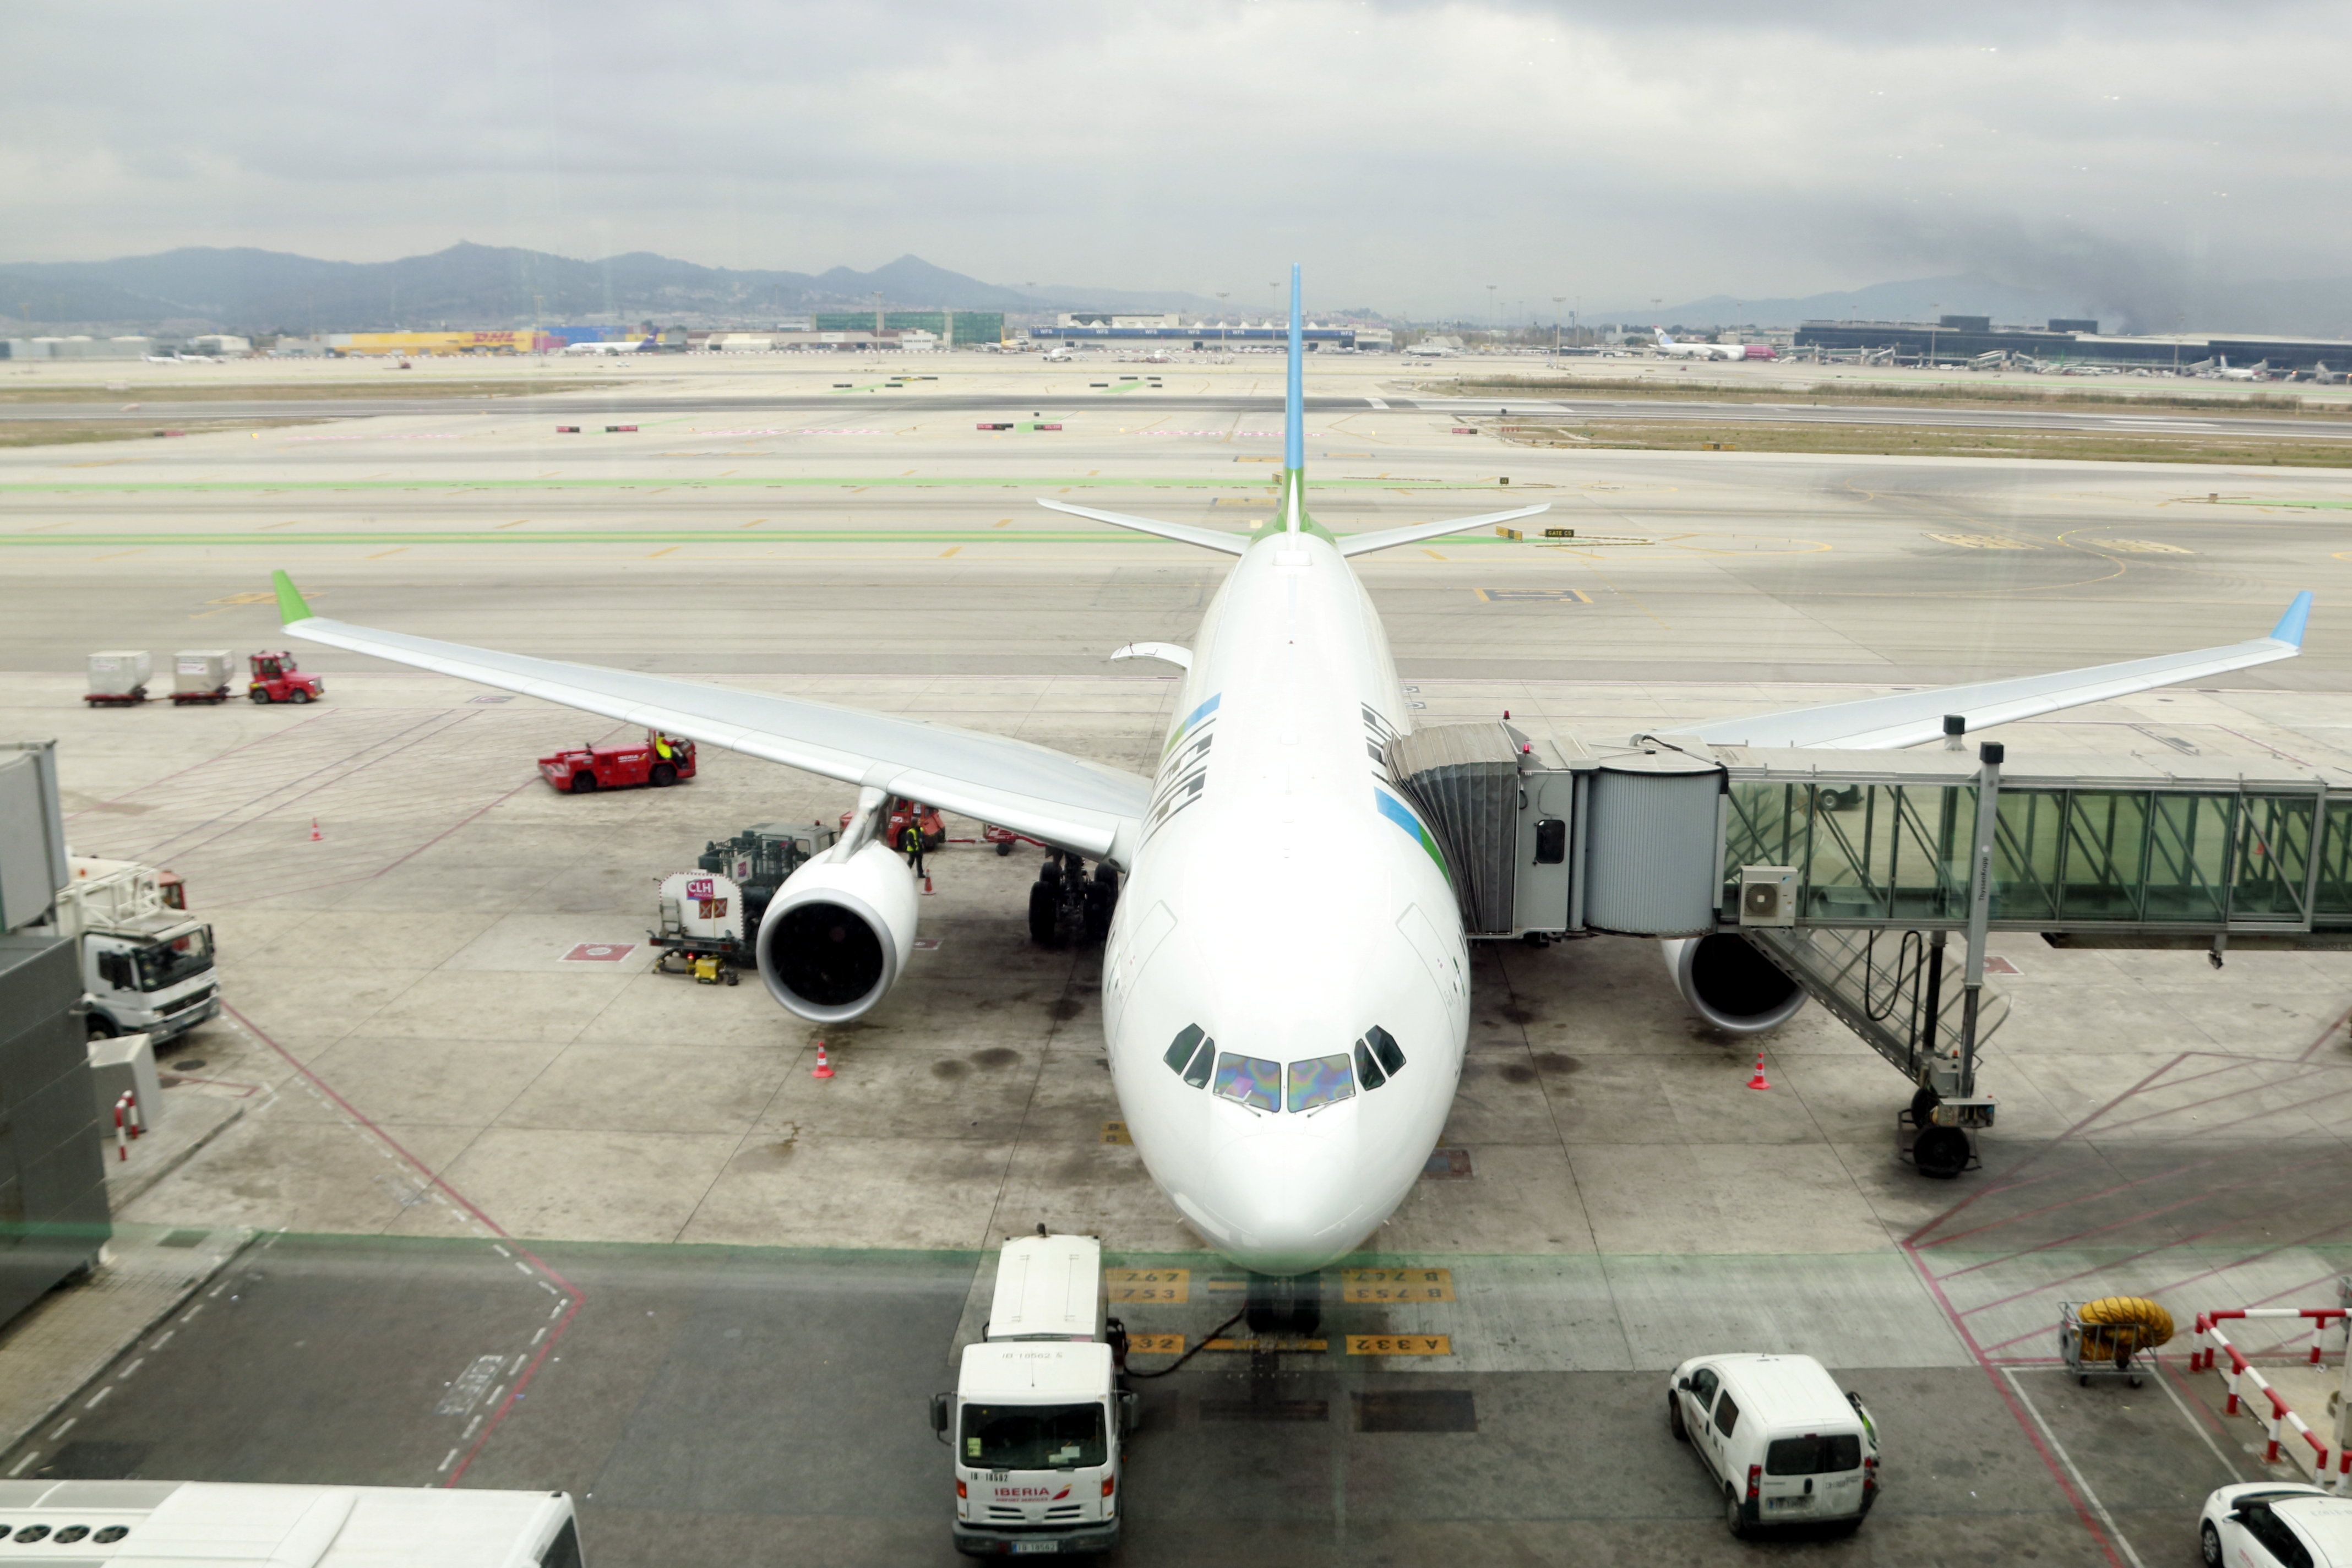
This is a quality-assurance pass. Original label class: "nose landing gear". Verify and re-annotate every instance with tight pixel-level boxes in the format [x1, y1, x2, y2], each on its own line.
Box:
[1027, 853, 1119, 948]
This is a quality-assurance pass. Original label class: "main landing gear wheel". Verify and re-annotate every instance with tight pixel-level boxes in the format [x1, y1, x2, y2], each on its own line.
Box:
[1914, 1124, 1970, 1180]
[1028, 880, 1060, 947]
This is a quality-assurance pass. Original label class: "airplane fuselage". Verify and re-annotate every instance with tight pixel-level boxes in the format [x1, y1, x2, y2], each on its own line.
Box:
[1100, 524, 1471, 1275]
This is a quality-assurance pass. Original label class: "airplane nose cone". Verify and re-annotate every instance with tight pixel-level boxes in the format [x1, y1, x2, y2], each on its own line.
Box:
[1190, 1130, 1374, 1276]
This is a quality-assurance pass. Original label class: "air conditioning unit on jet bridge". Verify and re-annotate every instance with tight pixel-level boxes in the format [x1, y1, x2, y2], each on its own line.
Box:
[1738, 865, 1798, 928]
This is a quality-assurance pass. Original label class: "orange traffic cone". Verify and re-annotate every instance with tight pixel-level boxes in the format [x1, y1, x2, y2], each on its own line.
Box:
[1746, 1049, 1771, 1092]
[812, 1042, 834, 1080]
[309, 819, 322, 842]
[923, 874, 934, 895]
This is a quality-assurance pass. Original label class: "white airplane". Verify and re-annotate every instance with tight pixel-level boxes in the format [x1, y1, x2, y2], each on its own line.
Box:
[560, 337, 651, 355]
[1042, 345, 1075, 363]
[2211, 355, 2271, 382]
[1653, 328, 1743, 361]
[266, 268, 2312, 1278]
[1403, 341, 1457, 358]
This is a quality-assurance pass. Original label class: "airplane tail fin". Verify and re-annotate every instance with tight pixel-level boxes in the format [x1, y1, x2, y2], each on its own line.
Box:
[1284, 264, 1304, 531]
[1655, 326, 1673, 345]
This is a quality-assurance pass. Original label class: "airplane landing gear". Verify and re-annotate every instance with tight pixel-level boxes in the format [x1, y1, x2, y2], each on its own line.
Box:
[1028, 853, 1118, 947]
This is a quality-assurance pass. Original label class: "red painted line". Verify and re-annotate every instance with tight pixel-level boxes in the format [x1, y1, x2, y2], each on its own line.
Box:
[1915, 1142, 2254, 1251]
[214, 719, 631, 908]
[221, 1002, 583, 1487]
[150, 709, 481, 867]
[2089, 1063, 2344, 1137]
[1905, 1053, 2189, 1244]
[2299, 1002, 2352, 1063]
[61, 708, 339, 823]
[1901, 1238, 2130, 1568]
[1951, 1169, 2352, 1324]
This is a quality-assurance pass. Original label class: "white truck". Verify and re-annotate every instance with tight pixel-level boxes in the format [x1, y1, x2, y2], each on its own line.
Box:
[933, 1233, 1136, 1557]
[59, 856, 219, 1043]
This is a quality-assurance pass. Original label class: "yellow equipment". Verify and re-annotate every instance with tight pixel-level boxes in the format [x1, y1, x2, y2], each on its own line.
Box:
[692, 955, 723, 985]
[2061, 1298, 2174, 1386]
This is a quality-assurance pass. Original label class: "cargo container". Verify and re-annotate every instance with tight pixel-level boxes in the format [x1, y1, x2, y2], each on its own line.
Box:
[85, 651, 151, 706]
[171, 650, 234, 705]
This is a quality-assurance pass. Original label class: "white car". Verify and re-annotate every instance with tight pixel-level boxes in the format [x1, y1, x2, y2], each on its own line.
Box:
[2202, 1483, 2352, 1568]
[1668, 1353, 1880, 1537]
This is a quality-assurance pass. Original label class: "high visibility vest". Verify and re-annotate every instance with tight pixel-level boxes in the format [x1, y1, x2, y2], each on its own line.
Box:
[654, 735, 674, 759]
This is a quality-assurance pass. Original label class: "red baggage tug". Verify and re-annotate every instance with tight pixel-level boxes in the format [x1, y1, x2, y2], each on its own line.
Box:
[539, 729, 697, 793]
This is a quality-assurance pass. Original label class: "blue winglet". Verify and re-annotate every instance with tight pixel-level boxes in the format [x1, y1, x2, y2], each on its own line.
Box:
[2272, 591, 2313, 647]
[1284, 263, 1304, 475]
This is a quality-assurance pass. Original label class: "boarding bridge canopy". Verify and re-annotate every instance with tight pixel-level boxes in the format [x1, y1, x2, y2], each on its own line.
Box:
[1389, 725, 2352, 941]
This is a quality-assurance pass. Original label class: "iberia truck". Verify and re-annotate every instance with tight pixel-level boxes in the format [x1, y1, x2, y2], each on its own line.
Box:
[59, 856, 219, 1043]
[932, 1233, 1136, 1557]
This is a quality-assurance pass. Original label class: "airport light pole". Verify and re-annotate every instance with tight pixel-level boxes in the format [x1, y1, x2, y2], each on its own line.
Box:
[1485, 284, 1497, 336]
[1553, 295, 1566, 358]
[1217, 292, 1228, 347]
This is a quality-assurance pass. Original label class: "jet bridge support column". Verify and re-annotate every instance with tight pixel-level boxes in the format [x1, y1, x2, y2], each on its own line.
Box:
[1914, 742, 2004, 1177]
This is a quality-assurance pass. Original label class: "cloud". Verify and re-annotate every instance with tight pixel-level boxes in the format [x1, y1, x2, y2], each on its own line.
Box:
[4, 0, 2346, 315]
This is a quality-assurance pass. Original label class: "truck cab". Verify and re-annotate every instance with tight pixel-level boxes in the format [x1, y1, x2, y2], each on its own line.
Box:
[63, 858, 219, 1043]
[934, 1234, 1135, 1557]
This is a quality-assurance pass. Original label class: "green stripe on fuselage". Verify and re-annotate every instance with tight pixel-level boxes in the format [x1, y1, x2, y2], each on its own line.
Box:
[1249, 468, 1336, 546]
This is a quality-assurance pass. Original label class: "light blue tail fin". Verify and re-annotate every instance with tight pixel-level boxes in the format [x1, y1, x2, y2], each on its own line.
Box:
[1284, 264, 1304, 532]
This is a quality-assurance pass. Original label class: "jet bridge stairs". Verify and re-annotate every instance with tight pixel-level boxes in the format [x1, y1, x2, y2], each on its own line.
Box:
[1391, 722, 2352, 1175]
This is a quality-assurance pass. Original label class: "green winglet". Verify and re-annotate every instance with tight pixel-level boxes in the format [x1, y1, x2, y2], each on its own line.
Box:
[271, 569, 313, 624]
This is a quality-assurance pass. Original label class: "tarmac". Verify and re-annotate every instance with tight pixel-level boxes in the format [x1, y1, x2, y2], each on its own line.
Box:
[1, 364, 2349, 1564]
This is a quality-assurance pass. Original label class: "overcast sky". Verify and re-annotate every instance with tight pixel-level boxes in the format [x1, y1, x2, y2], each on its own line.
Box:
[6, 1, 2346, 318]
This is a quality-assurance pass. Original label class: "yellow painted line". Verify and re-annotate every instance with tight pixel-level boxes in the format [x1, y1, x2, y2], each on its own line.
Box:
[1128, 1333, 1185, 1356]
[1423, 549, 1447, 560]
[1205, 1337, 1327, 1353]
[741, 518, 766, 529]
[496, 520, 527, 530]
[92, 549, 145, 560]
[646, 546, 679, 558]
[940, 546, 962, 558]
[258, 519, 300, 530]
[1345, 1334, 1452, 1357]
[1929, 532, 2039, 550]
[365, 547, 407, 559]
[1341, 1267, 1456, 1304]
[1105, 1268, 1188, 1304]
[994, 519, 1010, 527]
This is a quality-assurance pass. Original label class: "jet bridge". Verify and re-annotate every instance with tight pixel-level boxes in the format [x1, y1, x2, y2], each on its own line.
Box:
[1389, 722, 2352, 1175]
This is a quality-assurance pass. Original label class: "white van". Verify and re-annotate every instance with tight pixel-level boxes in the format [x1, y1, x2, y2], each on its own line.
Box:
[1667, 1353, 1880, 1537]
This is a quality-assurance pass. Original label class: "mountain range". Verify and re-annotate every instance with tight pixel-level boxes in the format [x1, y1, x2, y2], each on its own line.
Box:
[0, 244, 1227, 334]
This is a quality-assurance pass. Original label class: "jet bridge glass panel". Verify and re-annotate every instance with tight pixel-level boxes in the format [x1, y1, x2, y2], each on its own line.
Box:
[1728, 774, 2328, 930]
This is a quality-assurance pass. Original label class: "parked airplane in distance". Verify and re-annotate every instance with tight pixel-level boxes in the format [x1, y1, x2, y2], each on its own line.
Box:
[560, 337, 650, 355]
[1653, 328, 1744, 361]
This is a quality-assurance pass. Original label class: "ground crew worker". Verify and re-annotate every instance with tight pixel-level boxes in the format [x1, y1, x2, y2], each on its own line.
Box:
[900, 820, 925, 880]
[652, 732, 676, 762]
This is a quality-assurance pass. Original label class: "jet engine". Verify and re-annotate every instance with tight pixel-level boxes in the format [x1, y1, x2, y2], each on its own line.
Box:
[1659, 935, 1806, 1035]
[755, 839, 919, 1023]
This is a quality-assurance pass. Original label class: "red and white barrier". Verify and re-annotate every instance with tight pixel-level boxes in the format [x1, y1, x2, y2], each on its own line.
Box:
[2193, 1308, 2350, 1491]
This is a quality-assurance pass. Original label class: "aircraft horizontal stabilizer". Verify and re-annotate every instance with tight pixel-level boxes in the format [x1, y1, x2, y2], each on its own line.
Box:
[1037, 499, 1250, 556]
[1689, 592, 2313, 750]
[1335, 503, 1552, 558]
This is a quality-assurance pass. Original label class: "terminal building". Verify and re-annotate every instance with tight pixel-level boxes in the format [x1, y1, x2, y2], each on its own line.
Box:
[1031, 312, 1362, 349]
[1794, 315, 2352, 373]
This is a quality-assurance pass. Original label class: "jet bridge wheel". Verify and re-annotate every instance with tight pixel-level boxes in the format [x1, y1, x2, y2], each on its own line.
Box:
[1913, 1125, 1971, 1180]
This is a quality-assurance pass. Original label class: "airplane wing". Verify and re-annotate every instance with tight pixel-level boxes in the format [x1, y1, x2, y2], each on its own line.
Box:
[1684, 592, 2311, 750]
[1335, 503, 1552, 558]
[267, 571, 1151, 861]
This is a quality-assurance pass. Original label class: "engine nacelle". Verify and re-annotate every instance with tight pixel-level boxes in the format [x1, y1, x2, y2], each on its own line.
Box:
[1660, 934, 1806, 1035]
[755, 840, 919, 1023]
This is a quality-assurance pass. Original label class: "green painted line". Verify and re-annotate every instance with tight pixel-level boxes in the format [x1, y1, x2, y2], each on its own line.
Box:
[0, 526, 1529, 549]
[2217, 497, 2350, 509]
[0, 475, 1484, 497]
[1102, 381, 1150, 394]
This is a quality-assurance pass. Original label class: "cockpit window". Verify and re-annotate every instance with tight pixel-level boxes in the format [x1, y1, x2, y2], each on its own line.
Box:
[1162, 1025, 1213, 1087]
[1211, 1052, 1281, 1112]
[1353, 1039, 1386, 1090]
[1364, 1025, 1406, 1077]
[1287, 1054, 1355, 1113]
